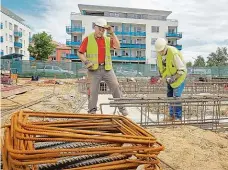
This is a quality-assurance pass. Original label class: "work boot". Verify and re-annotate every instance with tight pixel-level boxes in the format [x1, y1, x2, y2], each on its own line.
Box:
[88, 108, 96, 114]
[119, 108, 128, 116]
[163, 115, 175, 122]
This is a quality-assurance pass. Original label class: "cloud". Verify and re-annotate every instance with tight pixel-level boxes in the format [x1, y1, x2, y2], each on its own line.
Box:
[18, 0, 228, 58]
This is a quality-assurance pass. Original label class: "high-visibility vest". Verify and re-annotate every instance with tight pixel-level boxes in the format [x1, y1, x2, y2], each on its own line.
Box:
[157, 45, 187, 88]
[86, 33, 112, 70]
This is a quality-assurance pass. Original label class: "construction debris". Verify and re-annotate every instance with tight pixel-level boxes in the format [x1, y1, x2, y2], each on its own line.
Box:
[1, 110, 164, 170]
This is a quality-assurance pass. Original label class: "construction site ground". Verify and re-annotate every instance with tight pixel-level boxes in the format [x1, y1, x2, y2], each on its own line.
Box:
[1, 78, 228, 170]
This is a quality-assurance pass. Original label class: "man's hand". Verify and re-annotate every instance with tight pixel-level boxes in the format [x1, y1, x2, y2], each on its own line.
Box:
[84, 60, 94, 69]
[157, 77, 163, 84]
[106, 25, 114, 35]
[166, 76, 176, 84]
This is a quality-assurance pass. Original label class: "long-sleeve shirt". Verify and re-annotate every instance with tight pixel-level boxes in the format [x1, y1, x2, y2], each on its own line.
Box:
[157, 54, 187, 76]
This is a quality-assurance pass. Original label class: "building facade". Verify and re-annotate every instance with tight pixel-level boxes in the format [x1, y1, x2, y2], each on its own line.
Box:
[66, 4, 182, 64]
[48, 41, 71, 62]
[0, 6, 32, 60]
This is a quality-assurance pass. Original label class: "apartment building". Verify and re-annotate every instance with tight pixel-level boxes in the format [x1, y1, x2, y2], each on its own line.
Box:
[0, 6, 32, 60]
[66, 4, 182, 64]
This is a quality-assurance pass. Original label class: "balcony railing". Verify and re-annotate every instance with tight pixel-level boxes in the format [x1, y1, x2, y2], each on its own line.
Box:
[166, 32, 182, 38]
[115, 31, 146, 36]
[66, 26, 85, 34]
[170, 44, 182, 50]
[120, 43, 146, 49]
[14, 42, 23, 48]
[112, 56, 146, 61]
[65, 54, 146, 61]
[66, 40, 82, 46]
[14, 31, 23, 37]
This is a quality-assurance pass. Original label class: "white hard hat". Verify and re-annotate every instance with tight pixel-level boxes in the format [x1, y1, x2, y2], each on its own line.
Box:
[155, 38, 167, 52]
[95, 18, 107, 28]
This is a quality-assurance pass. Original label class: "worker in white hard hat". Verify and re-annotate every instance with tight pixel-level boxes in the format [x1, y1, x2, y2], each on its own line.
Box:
[155, 38, 187, 121]
[77, 18, 128, 116]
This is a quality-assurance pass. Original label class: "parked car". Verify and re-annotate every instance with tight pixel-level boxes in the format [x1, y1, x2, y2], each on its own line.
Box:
[36, 65, 75, 77]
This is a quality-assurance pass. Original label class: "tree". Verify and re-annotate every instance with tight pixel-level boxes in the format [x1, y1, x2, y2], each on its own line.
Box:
[186, 61, 193, 67]
[206, 47, 228, 67]
[28, 32, 56, 60]
[193, 55, 205, 67]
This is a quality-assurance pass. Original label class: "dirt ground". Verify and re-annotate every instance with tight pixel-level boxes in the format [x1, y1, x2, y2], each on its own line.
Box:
[1, 78, 87, 125]
[148, 126, 228, 170]
[1, 78, 228, 170]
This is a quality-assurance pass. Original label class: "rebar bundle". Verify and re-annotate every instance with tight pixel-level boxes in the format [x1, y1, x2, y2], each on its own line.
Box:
[1, 110, 164, 170]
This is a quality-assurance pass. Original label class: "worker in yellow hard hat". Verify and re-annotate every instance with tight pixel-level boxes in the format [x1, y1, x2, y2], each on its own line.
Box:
[155, 38, 187, 121]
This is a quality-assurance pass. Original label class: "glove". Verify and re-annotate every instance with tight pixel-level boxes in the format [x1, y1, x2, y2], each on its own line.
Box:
[166, 76, 176, 84]
[84, 60, 94, 69]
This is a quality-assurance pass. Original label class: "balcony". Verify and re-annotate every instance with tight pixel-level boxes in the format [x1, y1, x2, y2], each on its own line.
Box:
[120, 43, 146, 49]
[166, 32, 182, 39]
[66, 40, 82, 47]
[66, 54, 80, 59]
[112, 56, 146, 62]
[14, 31, 22, 37]
[115, 31, 146, 37]
[14, 42, 22, 48]
[66, 26, 85, 34]
[170, 44, 182, 50]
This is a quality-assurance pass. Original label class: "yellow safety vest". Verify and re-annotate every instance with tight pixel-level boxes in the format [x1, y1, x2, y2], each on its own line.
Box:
[86, 33, 112, 70]
[157, 46, 187, 88]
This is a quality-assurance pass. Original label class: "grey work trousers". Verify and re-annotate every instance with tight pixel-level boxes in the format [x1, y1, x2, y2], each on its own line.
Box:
[87, 65, 122, 112]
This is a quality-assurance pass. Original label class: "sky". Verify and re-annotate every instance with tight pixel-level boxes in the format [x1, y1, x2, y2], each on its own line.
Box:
[2, 0, 228, 62]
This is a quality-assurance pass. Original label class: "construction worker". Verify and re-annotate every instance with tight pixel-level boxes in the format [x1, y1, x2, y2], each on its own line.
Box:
[155, 38, 187, 121]
[77, 18, 128, 116]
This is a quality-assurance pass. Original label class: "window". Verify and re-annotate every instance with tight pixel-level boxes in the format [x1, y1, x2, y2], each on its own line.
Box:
[135, 14, 142, 19]
[125, 26, 129, 32]
[24, 40, 25, 46]
[114, 12, 119, 17]
[137, 51, 142, 57]
[9, 23, 12, 30]
[9, 47, 13, 54]
[5, 33, 8, 41]
[114, 26, 118, 32]
[23, 29, 25, 35]
[136, 27, 142, 32]
[136, 39, 142, 44]
[151, 26, 159, 33]
[45, 66, 52, 70]
[110, 12, 115, 17]
[6, 46, 8, 54]
[20, 50, 23, 54]
[9, 35, 13, 42]
[151, 38, 156, 45]
[111, 50, 114, 56]
[53, 66, 61, 71]
[5, 21, 7, 28]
